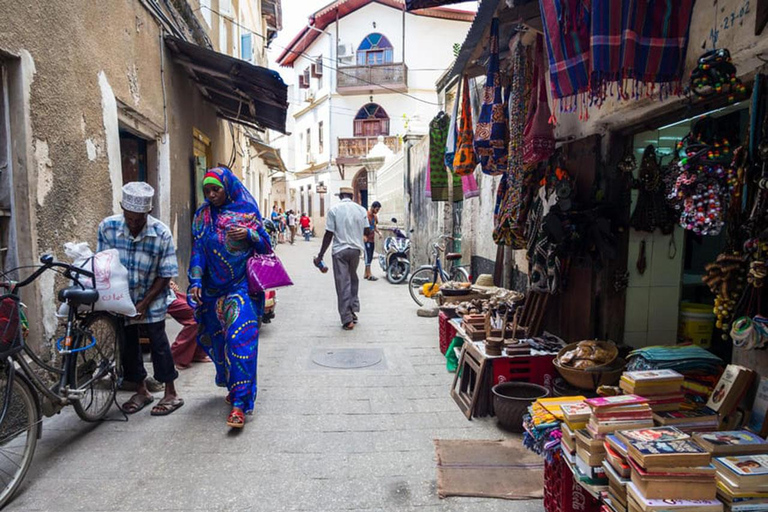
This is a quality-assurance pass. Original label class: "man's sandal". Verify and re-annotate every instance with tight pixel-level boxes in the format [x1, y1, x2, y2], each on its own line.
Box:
[227, 408, 245, 429]
[150, 397, 184, 416]
[121, 393, 154, 414]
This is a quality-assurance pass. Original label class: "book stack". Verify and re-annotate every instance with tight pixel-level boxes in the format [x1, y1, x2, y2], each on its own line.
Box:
[575, 428, 608, 484]
[693, 430, 768, 457]
[653, 407, 719, 433]
[713, 455, 768, 511]
[561, 420, 578, 462]
[586, 395, 655, 438]
[603, 436, 631, 512]
[626, 437, 716, 502]
[626, 483, 723, 512]
[707, 365, 755, 430]
[620, 370, 685, 413]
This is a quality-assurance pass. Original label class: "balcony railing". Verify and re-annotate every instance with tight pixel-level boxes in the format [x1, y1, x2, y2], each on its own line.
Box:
[337, 136, 402, 159]
[336, 63, 408, 94]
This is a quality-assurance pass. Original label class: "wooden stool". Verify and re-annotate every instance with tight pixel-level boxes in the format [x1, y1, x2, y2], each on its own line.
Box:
[450, 343, 491, 419]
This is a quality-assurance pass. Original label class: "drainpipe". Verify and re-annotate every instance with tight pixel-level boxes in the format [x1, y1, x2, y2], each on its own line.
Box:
[403, 135, 413, 234]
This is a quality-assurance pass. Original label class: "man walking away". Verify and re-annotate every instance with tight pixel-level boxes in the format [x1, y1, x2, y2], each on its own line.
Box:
[364, 201, 382, 281]
[98, 182, 184, 416]
[288, 210, 297, 245]
[314, 187, 370, 330]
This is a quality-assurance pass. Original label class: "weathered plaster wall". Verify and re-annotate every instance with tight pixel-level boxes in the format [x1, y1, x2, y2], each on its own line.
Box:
[0, 1, 226, 343]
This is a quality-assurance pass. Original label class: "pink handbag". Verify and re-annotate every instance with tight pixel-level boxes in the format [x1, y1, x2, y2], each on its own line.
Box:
[523, 35, 555, 165]
[247, 251, 293, 294]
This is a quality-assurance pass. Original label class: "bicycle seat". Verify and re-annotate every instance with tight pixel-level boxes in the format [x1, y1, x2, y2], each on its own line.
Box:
[445, 252, 462, 261]
[58, 287, 99, 306]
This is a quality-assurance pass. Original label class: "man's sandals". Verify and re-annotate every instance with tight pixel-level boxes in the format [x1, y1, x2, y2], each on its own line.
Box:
[121, 393, 154, 414]
[227, 408, 245, 429]
[150, 396, 184, 416]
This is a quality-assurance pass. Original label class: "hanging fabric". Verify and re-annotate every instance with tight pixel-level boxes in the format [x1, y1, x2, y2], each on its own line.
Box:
[446, 77, 479, 200]
[493, 38, 528, 249]
[630, 145, 677, 234]
[523, 34, 555, 165]
[473, 18, 508, 176]
[539, 0, 591, 102]
[429, 113, 462, 203]
[453, 75, 478, 177]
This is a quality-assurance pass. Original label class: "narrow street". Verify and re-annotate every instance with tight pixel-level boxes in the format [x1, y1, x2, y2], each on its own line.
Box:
[6, 239, 543, 512]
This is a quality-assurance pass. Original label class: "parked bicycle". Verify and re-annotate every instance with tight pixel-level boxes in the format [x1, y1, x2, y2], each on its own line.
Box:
[408, 235, 470, 307]
[0, 254, 121, 508]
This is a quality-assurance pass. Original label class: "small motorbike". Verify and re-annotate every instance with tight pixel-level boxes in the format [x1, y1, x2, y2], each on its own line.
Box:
[262, 289, 276, 325]
[378, 217, 411, 284]
[263, 219, 279, 248]
[302, 227, 312, 242]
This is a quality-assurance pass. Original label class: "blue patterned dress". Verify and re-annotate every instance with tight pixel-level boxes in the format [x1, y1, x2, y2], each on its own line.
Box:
[188, 167, 270, 414]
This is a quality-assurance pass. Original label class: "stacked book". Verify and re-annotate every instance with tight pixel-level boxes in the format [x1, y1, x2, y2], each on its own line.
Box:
[604, 434, 631, 512]
[586, 395, 655, 438]
[653, 407, 719, 433]
[693, 431, 768, 511]
[575, 428, 608, 484]
[561, 402, 590, 462]
[620, 370, 685, 413]
[625, 434, 718, 505]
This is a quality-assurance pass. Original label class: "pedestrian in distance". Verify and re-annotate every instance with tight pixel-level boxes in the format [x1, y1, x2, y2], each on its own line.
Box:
[188, 167, 271, 429]
[288, 209, 297, 245]
[314, 187, 370, 330]
[97, 182, 184, 416]
[167, 280, 211, 369]
[363, 201, 382, 281]
[299, 212, 312, 241]
[277, 208, 286, 243]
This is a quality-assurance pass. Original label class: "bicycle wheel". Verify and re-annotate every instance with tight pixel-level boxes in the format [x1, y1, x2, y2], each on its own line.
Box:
[72, 313, 119, 422]
[450, 267, 470, 283]
[0, 372, 39, 508]
[408, 267, 438, 307]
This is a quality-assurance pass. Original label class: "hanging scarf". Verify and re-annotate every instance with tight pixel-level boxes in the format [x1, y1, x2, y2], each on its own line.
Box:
[447, 77, 480, 199]
[539, 0, 591, 110]
[493, 39, 528, 249]
[453, 75, 477, 177]
[429, 113, 461, 202]
[473, 18, 508, 176]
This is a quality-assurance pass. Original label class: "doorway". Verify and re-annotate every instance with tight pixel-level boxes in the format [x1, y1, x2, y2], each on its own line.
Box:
[353, 168, 368, 209]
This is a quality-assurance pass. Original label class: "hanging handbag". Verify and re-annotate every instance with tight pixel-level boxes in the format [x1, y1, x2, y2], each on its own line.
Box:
[247, 250, 293, 294]
[473, 18, 508, 176]
[453, 75, 477, 177]
[523, 35, 555, 165]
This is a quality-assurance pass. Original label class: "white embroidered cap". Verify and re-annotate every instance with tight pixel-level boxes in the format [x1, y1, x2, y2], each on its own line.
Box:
[122, 182, 155, 213]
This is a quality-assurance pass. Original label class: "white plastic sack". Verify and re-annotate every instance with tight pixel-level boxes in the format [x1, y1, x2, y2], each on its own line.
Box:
[58, 243, 137, 317]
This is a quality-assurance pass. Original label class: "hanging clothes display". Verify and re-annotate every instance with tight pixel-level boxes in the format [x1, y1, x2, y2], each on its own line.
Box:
[429, 112, 462, 202]
[473, 18, 508, 176]
[446, 77, 479, 199]
[493, 38, 529, 249]
[453, 75, 478, 177]
[523, 34, 555, 165]
[526, 186, 563, 294]
[630, 145, 677, 234]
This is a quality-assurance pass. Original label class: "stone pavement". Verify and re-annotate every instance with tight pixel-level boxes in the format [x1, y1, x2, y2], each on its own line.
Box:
[6, 239, 545, 511]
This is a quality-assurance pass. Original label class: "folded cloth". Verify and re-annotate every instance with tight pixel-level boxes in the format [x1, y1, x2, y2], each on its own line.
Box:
[539, 0, 591, 100]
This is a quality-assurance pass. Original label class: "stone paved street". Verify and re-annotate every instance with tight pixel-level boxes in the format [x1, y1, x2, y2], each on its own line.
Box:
[6, 239, 544, 511]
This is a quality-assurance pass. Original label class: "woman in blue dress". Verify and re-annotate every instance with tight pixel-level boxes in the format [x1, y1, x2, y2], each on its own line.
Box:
[188, 166, 270, 428]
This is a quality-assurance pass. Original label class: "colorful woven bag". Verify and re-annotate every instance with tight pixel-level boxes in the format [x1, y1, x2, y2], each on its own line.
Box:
[453, 75, 477, 177]
[523, 35, 555, 165]
[473, 17, 508, 176]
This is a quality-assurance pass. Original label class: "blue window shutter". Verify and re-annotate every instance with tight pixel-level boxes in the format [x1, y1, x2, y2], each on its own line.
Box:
[241, 33, 252, 62]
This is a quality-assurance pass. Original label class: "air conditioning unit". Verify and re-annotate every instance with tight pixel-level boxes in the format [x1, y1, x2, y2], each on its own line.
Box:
[311, 62, 323, 78]
[303, 89, 315, 103]
[306, 152, 317, 165]
[337, 43, 354, 63]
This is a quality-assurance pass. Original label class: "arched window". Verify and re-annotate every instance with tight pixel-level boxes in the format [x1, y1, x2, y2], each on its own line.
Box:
[356, 33, 393, 66]
[354, 103, 390, 137]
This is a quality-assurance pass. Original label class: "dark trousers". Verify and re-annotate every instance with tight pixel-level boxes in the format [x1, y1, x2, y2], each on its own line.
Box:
[332, 248, 361, 325]
[123, 320, 178, 384]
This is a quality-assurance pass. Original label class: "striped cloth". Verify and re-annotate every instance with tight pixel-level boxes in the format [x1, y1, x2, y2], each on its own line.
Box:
[538, 0, 591, 101]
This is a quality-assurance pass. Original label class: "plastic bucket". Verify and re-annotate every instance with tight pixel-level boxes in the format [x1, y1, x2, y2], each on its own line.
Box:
[677, 302, 715, 348]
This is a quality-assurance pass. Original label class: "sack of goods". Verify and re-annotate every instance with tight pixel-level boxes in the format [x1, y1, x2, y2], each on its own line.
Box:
[58, 242, 137, 317]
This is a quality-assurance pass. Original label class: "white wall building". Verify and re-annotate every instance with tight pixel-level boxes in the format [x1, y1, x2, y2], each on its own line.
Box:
[276, 0, 472, 232]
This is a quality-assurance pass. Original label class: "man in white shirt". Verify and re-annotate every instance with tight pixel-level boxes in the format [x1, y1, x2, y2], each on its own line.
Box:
[314, 187, 370, 330]
[287, 210, 297, 244]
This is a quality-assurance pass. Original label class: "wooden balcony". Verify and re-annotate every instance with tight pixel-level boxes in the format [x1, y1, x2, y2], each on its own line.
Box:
[337, 136, 402, 161]
[336, 63, 408, 95]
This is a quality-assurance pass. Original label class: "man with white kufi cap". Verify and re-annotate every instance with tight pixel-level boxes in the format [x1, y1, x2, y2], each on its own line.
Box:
[97, 182, 184, 416]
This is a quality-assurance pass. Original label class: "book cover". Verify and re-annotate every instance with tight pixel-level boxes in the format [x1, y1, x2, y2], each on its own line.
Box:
[630, 439, 706, 456]
[623, 369, 684, 382]
[606, 435, 628, 457]
[586, 395, 649, 409]
[626, 482, 724, 511]
[747, 377, 768, 437]
[695, 431, 768, 448]
[617, 427, 688, 444]
[562, 402, 591, 419]
[656, 407, 718, 420]
[715, 455, 768, 477]
[707, 365, 754, 414]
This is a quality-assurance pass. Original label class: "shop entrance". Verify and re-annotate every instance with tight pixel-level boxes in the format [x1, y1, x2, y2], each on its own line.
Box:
[624, 102, 750, 358]
[353, 168, 368, 209]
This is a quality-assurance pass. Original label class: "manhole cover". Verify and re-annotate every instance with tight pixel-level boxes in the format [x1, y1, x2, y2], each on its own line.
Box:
[311, 348, 383, 369]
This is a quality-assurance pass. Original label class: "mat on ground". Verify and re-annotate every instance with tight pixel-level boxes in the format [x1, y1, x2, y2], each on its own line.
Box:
[434, 438, 544, 500]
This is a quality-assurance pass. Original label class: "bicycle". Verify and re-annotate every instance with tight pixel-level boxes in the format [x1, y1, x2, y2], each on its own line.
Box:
[408, 235, 470, 307]
[0, 254, 121, 508]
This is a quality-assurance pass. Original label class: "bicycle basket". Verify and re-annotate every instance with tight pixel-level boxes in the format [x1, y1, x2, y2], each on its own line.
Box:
[0, 295, 22, 355]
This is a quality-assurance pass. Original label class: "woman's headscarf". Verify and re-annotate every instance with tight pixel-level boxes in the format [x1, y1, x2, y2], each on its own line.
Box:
[194, 166, 263, 229]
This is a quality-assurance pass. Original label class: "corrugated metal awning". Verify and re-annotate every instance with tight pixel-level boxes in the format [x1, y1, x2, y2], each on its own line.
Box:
[165, 36, 288, 133]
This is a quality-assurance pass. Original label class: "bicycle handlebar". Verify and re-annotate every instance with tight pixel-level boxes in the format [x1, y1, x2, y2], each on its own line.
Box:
[10, 254, 95, 292]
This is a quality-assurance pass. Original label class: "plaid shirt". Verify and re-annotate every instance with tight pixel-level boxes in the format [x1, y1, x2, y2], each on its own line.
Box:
[97, 214, 179, 325]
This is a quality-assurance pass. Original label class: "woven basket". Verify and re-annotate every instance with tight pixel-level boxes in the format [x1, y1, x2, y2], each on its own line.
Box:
[556, 340, 618, 370]
[553, 357, 626, 391]
[492, 382, 550, 432]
